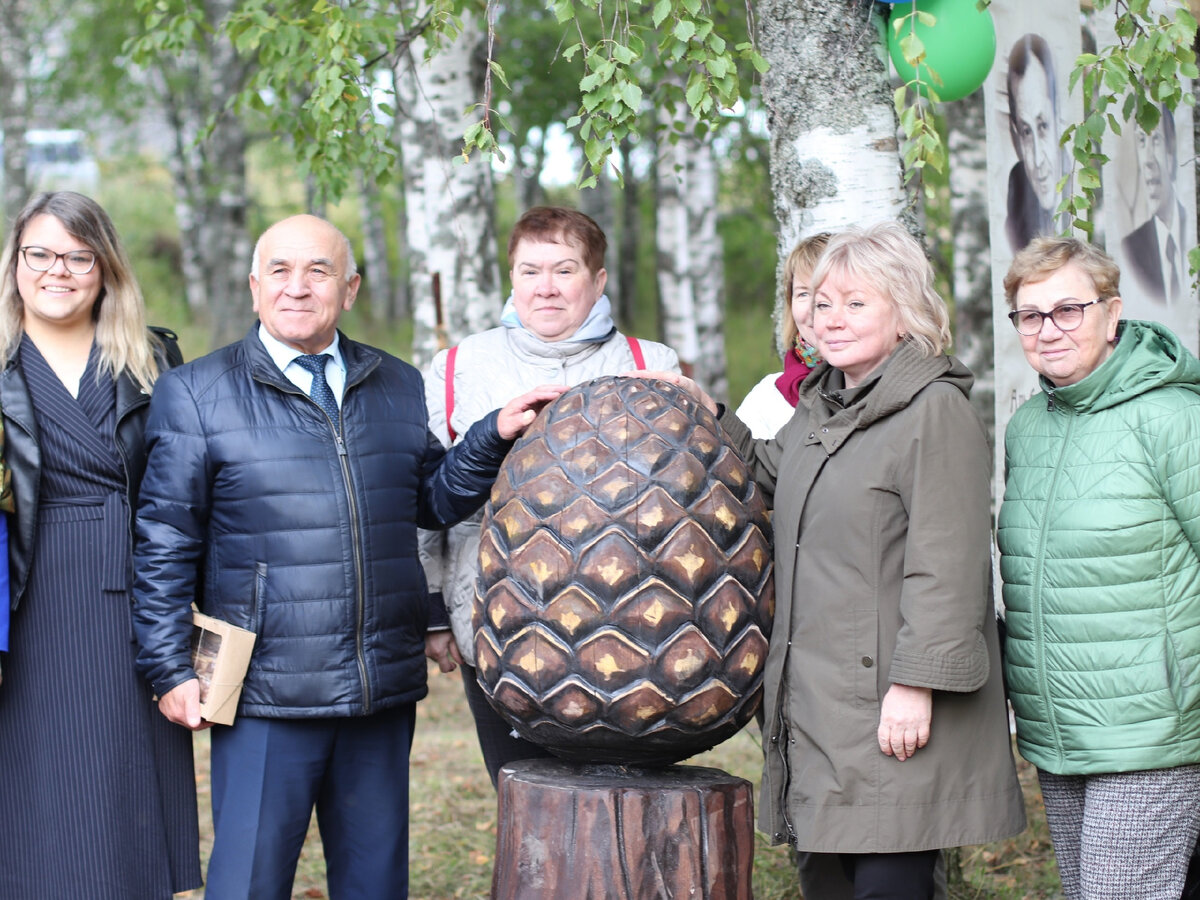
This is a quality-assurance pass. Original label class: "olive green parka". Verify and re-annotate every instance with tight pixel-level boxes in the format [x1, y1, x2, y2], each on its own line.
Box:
[723, 341, 1026, 853]
[998, 319, 1200, 776]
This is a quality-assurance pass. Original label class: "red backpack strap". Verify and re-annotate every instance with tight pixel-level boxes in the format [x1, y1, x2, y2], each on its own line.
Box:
[626, 335, 646, 370]
[444, 346, 458, 443]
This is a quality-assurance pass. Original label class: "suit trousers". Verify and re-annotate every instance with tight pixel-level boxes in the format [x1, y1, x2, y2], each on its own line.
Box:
[206, 704, 417, 900]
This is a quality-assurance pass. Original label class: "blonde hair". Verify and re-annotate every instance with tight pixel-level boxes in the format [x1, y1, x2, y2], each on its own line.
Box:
[1003, 236, 1120, 309]
[810, 222, 951, 357]
[779, 232, 832, 354]
[0, 192, 161, 391]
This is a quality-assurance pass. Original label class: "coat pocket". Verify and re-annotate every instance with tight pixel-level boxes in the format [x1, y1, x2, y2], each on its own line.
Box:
[852, 607, 880, 708]
[251, 561, 267, 635]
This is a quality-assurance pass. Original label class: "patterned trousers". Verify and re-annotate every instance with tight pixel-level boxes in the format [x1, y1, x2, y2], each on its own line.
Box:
[1038, 764, 1200, 900]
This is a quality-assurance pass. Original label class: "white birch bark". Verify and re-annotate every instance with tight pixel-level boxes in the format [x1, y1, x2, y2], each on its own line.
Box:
[757, 0, 908, 331]
[655, 99, 728, 400]
[616, 137, 640, 330]
[579, 177, 617, 311]
[358, 167, 397, 320]
[150, 0, 251, 347]
[394, 12, 499, 371]
[656, 146, 699, 379]
[0, 0, 30, 225]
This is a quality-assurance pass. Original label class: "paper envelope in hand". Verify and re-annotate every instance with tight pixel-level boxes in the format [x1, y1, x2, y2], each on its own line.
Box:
[189, 611, 257, 726]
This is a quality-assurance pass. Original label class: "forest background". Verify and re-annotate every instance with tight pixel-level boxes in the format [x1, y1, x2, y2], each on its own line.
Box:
[1, 0, 1197, 413]
[0, 0, 1197, 896]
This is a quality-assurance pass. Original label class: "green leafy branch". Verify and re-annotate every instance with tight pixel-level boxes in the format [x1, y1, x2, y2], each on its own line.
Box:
[466, 0, 765, 186]
[1061, 0, 1197, 245]
[890, 4, 949, 199]
[223, 0, 409, 201]
[128, 0, 436, 204]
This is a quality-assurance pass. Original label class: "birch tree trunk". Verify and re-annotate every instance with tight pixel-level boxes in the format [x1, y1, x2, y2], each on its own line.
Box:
[580, 176, 616, 309]
[617, 137, 640, 331]
[0, 0, 30, 227]
[757, 0, 908, 325]
[947, 93, 995, 445]
[358, 167, 396, 320]
[151, 0, 251, 348]
[515, 133, 547, 213]
[394, 12, 499, 371]
[656, 101, 728, 400]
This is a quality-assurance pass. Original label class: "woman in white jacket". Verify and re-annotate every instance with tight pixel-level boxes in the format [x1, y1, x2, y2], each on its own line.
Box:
[421, 206, 679, 786]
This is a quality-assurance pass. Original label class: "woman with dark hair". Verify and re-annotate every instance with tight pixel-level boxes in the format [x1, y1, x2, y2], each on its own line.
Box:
[0, 191, 200, 899]
[421, 205, 680, 787]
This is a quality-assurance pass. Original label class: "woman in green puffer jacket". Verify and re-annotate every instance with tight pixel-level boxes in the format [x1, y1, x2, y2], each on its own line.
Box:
[998, 237, 1200, 900]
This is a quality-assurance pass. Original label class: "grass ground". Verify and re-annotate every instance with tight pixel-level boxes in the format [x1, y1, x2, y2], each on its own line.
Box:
[180, 663, 1061, 900]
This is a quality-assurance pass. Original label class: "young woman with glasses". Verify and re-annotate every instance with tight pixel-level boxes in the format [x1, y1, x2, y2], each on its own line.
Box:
[0, 191, 200, 899]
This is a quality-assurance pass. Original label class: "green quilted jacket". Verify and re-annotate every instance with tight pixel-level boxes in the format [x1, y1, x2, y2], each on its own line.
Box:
[998, 319, 1200, 775]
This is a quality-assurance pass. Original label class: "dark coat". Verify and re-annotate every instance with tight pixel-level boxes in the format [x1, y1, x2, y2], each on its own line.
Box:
[722, 342, 1026, 853]
[1006, 162, 1057, 255]
[0, 328, 181, 610]
[1121, 203, 1187, 303]
[133, 327, 511, 718]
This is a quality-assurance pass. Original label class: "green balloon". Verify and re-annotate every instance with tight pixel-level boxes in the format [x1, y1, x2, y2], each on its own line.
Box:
[887, 0, 997, 102]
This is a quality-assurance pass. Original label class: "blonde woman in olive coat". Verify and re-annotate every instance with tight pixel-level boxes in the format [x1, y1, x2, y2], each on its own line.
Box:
[649, 223, 1025, 900]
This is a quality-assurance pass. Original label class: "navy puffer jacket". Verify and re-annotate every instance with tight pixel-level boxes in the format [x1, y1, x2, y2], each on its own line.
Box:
[133, 328, 512, 718]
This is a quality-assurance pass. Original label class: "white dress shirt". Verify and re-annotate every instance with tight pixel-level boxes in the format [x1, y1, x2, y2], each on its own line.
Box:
[257, 324, 346, 408]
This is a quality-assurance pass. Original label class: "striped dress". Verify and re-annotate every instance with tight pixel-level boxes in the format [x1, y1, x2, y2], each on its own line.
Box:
[0, 337, 201, 899]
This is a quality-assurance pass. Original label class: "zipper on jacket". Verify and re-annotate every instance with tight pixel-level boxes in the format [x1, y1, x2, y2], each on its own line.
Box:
[334, 429, 372, 713]
[258, 370, 373, 712]
[772, 712, 797, 845]
[1031, 408, 1075, 765]
[113, 388, 150, 547]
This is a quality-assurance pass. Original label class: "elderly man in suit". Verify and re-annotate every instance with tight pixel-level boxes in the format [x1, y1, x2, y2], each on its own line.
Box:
[133, 213, 562, 900]
[1122, 106, 1188, 303]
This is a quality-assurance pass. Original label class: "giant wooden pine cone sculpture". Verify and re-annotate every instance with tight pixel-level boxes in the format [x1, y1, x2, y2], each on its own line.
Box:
[474, 376, 774, 766]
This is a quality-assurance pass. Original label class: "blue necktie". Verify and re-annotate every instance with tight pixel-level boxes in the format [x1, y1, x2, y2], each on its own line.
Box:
[295, 353, 340, 430]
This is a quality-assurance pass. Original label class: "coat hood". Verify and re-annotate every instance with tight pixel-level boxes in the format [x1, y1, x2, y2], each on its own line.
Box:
[1043, 319, 1200, 413]
[798, 340, 974, 448]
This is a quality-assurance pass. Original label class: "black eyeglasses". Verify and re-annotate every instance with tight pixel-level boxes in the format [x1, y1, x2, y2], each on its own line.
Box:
[1008, 298, 1106, 336]
[19, 246, 98, 275]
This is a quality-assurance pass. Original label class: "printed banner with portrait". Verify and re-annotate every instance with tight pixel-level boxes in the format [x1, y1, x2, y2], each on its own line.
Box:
[983, 0, 1083, 500]
[1097, 5, 1198, 338]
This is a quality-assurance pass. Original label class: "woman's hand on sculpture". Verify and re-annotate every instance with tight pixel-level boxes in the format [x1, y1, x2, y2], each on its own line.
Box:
[628, 370, 719, 416]
[877, 683, 932, 761]
[496, 384, 569, 439]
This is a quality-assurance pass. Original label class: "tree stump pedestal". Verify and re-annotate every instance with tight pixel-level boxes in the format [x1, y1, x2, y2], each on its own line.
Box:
[492, 759, 755, 900]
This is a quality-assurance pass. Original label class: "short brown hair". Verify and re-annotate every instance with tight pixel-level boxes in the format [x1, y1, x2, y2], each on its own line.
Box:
[507, 207, 606, 275]
[779, 233, 832, 352]
[1003, 237, 1120, 309]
